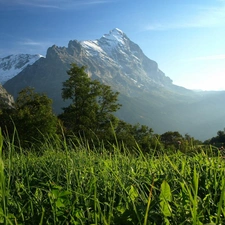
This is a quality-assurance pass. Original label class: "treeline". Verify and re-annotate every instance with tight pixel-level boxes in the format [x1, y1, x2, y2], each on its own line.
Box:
[204, 130, 225, 148]
[0, 63, 221, 153]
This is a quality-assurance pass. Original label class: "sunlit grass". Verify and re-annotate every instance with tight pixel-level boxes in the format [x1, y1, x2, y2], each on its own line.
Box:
[0, 132, 225, 224]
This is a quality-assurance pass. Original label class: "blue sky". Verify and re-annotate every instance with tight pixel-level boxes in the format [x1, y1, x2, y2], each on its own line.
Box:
[1, 0, 225, 91]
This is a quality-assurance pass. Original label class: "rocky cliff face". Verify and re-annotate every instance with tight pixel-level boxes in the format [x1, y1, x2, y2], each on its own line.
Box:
[0, 84, 14, 108]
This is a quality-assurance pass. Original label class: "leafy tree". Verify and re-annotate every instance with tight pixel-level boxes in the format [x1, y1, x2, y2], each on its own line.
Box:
[114, 120, 136, 149]
[61, 64, 98, 134]
[160, 131, 183, 150]
[113, 121, 158, 153]
[60, 63, 121, 141]
[0, 87, 59, 148]
[131, 124, 154, 151]
[0, 108, 15, 138]
[59, 64, 159, 152]
[209, 129, 225, 146]
[216, 130, 225, 143]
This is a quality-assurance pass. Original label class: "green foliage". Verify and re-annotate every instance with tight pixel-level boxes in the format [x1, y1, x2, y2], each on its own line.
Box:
[160, 180, 172, 219]
[160, 131, 203, 153]
[160, 131, 183, 149]
[209, 129, 225, 147]
[0, 107, 15, 137]
[61, 64, 98, 133]
[0, 87, 59, 148]
[60, 63, 121, 142]
[114, 121, 158, 153]
[1, 136, 225, 224]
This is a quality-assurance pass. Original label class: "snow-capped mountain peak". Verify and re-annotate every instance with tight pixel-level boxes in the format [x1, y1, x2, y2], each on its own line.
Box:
[102, 28, 126, 45]
[80, 28, 128, 56]
[80, 28, 131, 63]
[0, 54, 43, 84]
[77, 28, 171, 90]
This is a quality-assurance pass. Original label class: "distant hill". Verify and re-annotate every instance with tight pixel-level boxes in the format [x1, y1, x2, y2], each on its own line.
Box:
[3, 28, 225, 140]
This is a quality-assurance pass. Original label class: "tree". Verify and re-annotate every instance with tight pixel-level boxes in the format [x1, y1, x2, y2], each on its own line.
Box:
[60, 63, 121, 140]
[0, 107, 15, 138]
[114, 120, 136, 149]
[209, 129, 225, 146]
[0, 87, 59, 148]
[113, 121, 157, 153]
[216, 130, 225, 143]
[61, 64, 98, 133]
[131, 124, 154, 151]
[160, 131, 183, 150]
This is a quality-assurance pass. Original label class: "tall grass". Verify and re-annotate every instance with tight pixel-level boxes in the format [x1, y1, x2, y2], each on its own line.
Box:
[0, 132, 225, 224]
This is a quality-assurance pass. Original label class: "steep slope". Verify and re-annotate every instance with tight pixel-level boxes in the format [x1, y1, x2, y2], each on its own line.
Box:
[0, 54, 43, 84]
[3, 28, 224, 140]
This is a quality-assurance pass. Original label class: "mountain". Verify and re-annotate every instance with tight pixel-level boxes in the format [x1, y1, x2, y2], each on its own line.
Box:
[0, 54, 43, 84]
[3, 29, 187, 96]
[3, 28, 225, 140]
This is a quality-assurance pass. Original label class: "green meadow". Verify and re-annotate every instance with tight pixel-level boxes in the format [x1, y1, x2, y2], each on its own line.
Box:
[0, 132, 224, 225]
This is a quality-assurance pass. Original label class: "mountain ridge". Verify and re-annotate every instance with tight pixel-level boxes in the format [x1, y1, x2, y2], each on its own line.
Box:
[0, 54, 43, 84]
[3, 28, 225, 140]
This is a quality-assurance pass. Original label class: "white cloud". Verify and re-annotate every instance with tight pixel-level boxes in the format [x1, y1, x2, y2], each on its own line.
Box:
[18, 39, 47, 46]
[18, 38, 55, 51]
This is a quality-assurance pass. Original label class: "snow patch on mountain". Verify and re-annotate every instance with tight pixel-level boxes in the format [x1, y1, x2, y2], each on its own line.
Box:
[102, 28, 125, 45]
[0, 54, 43, 84]
[81, 40, 105, 57]
[80, 28, 127, 58]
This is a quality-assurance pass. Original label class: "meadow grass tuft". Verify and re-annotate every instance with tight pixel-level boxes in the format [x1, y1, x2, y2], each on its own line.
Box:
[0, 132, 225, 224]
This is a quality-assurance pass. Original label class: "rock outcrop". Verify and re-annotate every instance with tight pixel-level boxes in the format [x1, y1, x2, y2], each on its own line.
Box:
[0, 84, 14, 108]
